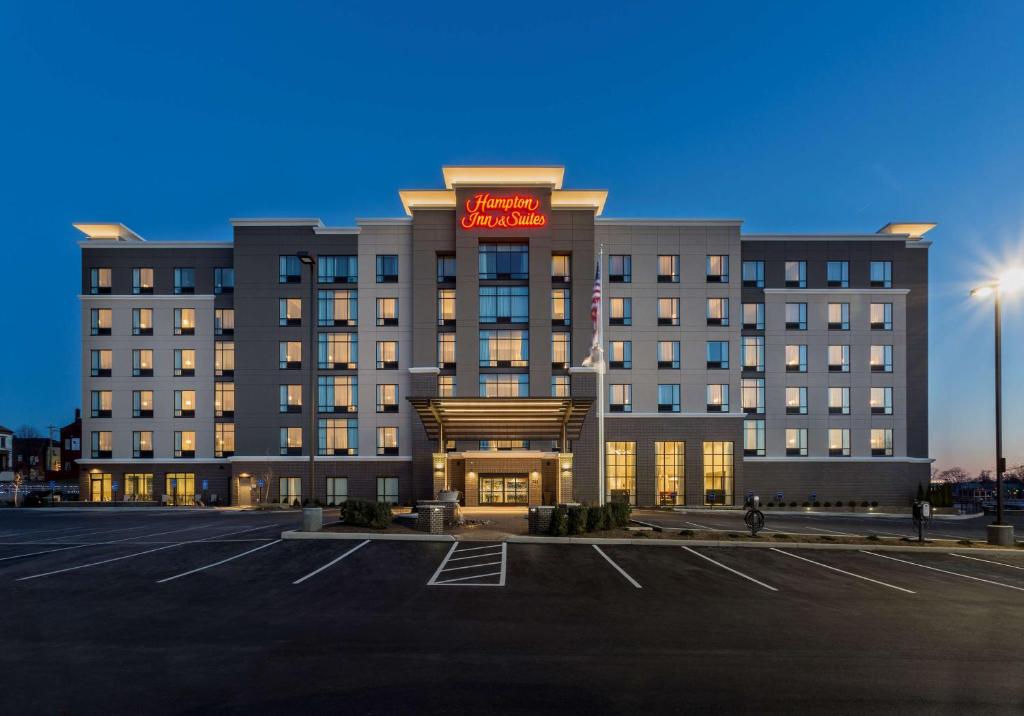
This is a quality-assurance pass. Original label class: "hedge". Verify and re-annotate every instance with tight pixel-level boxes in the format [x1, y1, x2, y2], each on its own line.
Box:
[549, 502, 631, 536]
[342, 499, 392, 529]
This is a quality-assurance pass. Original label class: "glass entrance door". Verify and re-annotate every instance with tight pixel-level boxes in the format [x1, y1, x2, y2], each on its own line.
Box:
[89, 473, 112, 502]
[165, 473, 196, 506]
[479, 475, 528, 505]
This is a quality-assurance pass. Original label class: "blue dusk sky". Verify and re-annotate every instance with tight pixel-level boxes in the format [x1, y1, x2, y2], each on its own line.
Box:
[1, 1, 1022, 473]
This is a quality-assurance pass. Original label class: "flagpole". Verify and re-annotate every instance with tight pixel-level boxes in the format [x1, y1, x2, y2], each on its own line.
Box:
[597, 244, 605, 507]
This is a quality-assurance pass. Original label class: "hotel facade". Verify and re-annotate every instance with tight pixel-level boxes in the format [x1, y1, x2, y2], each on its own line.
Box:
[77, 166, 933, 507]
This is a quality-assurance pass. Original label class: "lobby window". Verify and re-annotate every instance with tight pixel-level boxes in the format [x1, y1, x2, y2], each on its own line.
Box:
[551, 333, 570, 369]
[609, 384, 632, 412]
[742, 336, 765, 372]
[870, 302, 893, 330]
[828, 345, 850, 373]
[132, 268, 154, 295]
[90, 308, 112, 336]
[785, 344, 807, 373]
[785, 302, 807, 330]
[174, 389, 196, 418]
[279, 427, 303, 456]
[827, 302, 850, 330]
[655, 441, 685, 505]
[658, 340, 681, 369]
[605, 441, 636, 505]
[742, 260, 765, 288]
[480, 286, 529, 323]
[320, 376, 358, 413]
[786, 428, 808, 457]
[551, 375, 570, 397]
[319, 419, 357, 456]
[479, 330, 529, 368]
[319, 255, 357, 284]
[133, 390, 154, 418]
[376, 383, 398, 413]
[826, 261, 849, 288]
[134, 431, 153, 458]
[437, 333, 456, 369]
[91, 431, 112, 459]
[657, 384, 681, 413]
[703, 441, 734, 505]
[744, 420, 765, 457]
[166, 472, 195, 504]
[706, 255, 729, 283]
[657, 255, 680, 283]
[326, 477, 348, 506]
[609, 297, 632, 326]
[133, 349, 154, 377]
[608, 254, 631, 283]
[318, 290, 357, 327]
[741, 378, 764, 414]
[214, 383, 234, 418]
[279, 341, 302, 370]
[871, 428, 894, 457]
[279, 256, 301, 284]
[706, 297, 729, 326]
[90, 390, 112, 418]
[174, 308, 196, 336]
[376, 255, 399, 283]
[552, 254, 571, 283]
[376, 341, 399, 369]
[785, 386, 807, 415]
[436, 254, 456, 283]
[125, 473, 153, 501]
[279, 477, 301, 505]
[215, 308, 234, 336]
[377, 477, 399, 505]
[90, 267, 112, 295]
[174, 430, 196, 458]
[608, 340, 632, 369]
[91, 349, 112, 377]
[828, 386, 850, 415]
[829, 428, 851, 457]
[870, 386, 894, 415]
[174, 267, 195, 294]
[279, 385, 302, 413]
[132, 308, 153, 336]
[319, 333, 357, 369]
[658, 297, 680, 326]
[706, 341, 729, 369]
[437, 289, 456, 326]
[215, 342, 235, 377]
[706, 384, 729, 412]
[377, 426, 399, 456]
[784, 260, 806, 288]
[280, 298, 302, 327]
[214, 268, 234, 294]
[438, 375, 456, 397]
[215, 423, 235, 458]
[375, 298, 399, 326]
[479, 243, 528, 280]
[870, 344, 893, 372]
[479, 374, 528, 397]
[870, 261, 893, 288]
[551, 289, 570, 325]
[173, 348, 196, 377]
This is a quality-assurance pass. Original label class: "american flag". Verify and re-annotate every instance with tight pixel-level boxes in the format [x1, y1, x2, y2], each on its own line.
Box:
[582, 261, 603, 367]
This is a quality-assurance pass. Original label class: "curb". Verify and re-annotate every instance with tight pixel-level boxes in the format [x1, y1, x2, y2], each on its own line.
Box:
[667, 508, 984, 521]
[281, 529, 455, 542]
[505, 535, 1024, 553]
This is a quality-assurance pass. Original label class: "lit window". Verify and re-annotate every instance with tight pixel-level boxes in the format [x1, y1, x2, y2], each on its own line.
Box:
[319, 419, 357, 456]
[376, 384, 398, 413]
[703, 441, 734, 505]
[318, 290, 357, 327]
[870, 386, 893, 415]
[376, 341, 398, 369]
[551, 375, 570, 397]
[174, 430, 196, 458]
[174, 390, 196, 418]
[657, 255, 679, 283]
[829, 428, 850, 457]
[609, 384, 632, 412]
[132, 268, 153, 294]
[828, 345, 850, 373]
[133, 431, 153, 458]
[785, 428, 807, 457]
[741, 379, 764, 414]
[132, 308, 153, 336]
[551, 289, 570, 325]
[437, 333, 456, 368]
[706, 255, 729, 283]
[655, 442, 684, 505]
[279, 427, 303, 455]
[551, 333, 570, 369]
[606, 441, 636, 504]
[437, 289, 456, 326]
[376, 297, 399, 326]
[174, 308, 196, 336]
[608, 255, 631, 283]
[871, 428, 894, 457]
[90, 308, 112, 336]
[215, 424, 235, 458]
[215, 309, 234, 336]
[827, 303, 850, 330]
[551, 254, 571, 282]
[320, 376, 357, 413]
[479, 330, 529, 368]
[377, 426, 399, 456]
[173, 349, 195, 377]
[215, 342, 235, 377]
[125, 473, 153, 501]
[133, 390, 154, 418]
[658, 297, 680, 326]
[742, 336, 764, 371]
[90, 390, 112, 418]
[438, 375, 456, 397]
[279, 298, 302, 327]
[870, 303, 893, 330]
[744, 420, 765, 457]
[785, 303, 807, 330]
[785, 387, 807, 415]
[214, 383, 234, 418]
[828, 387, 850, 415]
[91, 431, 112, 458]
[319, 333, 357, 369]
[657, 340, 680, 369]
[90, 267, 112, 295]
[609, 297, 631, 326]
[608, 340, 632, 369]
[91, 349, 112, 377]
[133, 349, 154, 377]
[479, 374, 527, 397]
[279, 341, 302, 369]
[706, 298, 729, 326]
[785, 344, 807, 373]
[706, 384, 729, 412]
[279, 385, 303, 413]
[784, 261, 806, 288]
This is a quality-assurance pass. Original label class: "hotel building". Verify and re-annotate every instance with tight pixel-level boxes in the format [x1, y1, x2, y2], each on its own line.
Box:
[77, 166, 933, 507]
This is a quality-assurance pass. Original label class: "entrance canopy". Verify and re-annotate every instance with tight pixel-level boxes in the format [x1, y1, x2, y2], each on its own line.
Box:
[407, 397, 593, 443]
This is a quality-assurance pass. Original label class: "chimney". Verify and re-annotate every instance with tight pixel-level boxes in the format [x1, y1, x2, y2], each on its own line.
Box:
[74, 408, 81, 421]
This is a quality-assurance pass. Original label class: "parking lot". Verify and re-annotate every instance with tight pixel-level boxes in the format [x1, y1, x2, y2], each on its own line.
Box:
[2, 509, 1023, 715]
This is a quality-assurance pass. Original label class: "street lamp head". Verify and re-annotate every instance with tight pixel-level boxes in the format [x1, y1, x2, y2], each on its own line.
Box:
[971, 285, 995, 298]
[296, 251, 314, 266]
[998, 267, 1024, 293]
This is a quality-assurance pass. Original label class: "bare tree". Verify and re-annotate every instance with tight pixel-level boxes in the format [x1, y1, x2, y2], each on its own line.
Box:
[938, 466, 970, 483]
[16, 425, 40, 438]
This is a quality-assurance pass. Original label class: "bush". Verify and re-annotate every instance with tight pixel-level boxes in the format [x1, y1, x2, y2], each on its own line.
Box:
[679, 529, 694, 537]
[812, 501, 821, 508]
[823, 501, 832, 508]
[867, 534, 879, 541]
[802, 501, 811, 507]
[861, 501, 870, 508]
[870, 501, 878, 508]
[549, 507, 568, 536]
[567, 505, 589, 536]
[789, 501, 798, 507]
[766, 502, 775, 508]
[773, 533, 790, 539]
[606, 502, 632, 529]
[343, 499, 393, 529]
[586, 505, 608, 532]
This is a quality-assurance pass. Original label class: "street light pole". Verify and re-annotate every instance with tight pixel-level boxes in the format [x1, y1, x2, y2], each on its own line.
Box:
[297, 252, 316, 505]
[993, 286, 1004, 526]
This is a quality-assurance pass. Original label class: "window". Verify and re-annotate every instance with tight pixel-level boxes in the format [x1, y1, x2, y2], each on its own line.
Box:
[608, 340, 632, 369]
[279, 477, 301, 505]
[825, 386, 849, 416]
[479, 374, 528, 397]
[373, 297, 399, 327]
[318, 290, 357, 327]
[786, 387, 808, 415]
[173, 348, 195, 377]
[174, 267, 195, 294]
[551, 289, 570, 325]
[214, 383, 234, 418]
[437, 254, 456, 283]
[827, 302, 850, 330]
[706, 384, 729, 412]
[90, 390, 112, 418]
[655, 442, 684, 505]
[91, 431, 112, 458]
[90, 267, 112, 294]
[131, 308, 153, 336]
[742, 336, 765, 372]
[279, 256, 301, 283]
[479, 330, 529, 367]
[133, 390, 154, 418]
[132, 268, 154, 295]
[870, 302, 893, 330]
[215, 342, 235, 377]
[871, 344, 893, 372]
[608, 255, 631, 283]
[744, 420, 765, 457]
[376, 255, 398, 283]
[706, 255, 729, 283]
[828, 345, 850, 372]
[703, 441, 734, 505]
[785, 344, 807, 373]
[551, 254, 571, 282]
[657, 340, 680, 369]
[319, 419, 357, 456]
[377, 426, 399, 456]
[326, 477, 348, 506]
[438, 375, 456, 397]
[90, 308, 112, 336]
[133, 349, 154, 377]
[657, 255, 680, 283]
[786, 428, 808, 457]
[551, 333, 570, 369]
[871, 428, 894, 456]
[479, 286, 529, 323]
[124, 473, 153, 501]
[827, 261, 849, 288]
[319, 333, 357, 369]
[609, 297, 631, 326]
[174, 430, 196, 458]
[741, 378, 764, 414]
[742, 303, 765, 330]
[174, 390, 196, 418]
[657, 384, 680, 413]
[437, 289, 456, 326]
[376, 383, 398, 413]
[871, 386, 894, 415]
[215, 308, 234, 336]
[133, 431, 153, 459]
[608, 384, 632, 412]
[279, 385, 302, 413]
[606, 441, 636, 505]
[479, 243, 528, 280]
[784, 260, 806, 288]
[214, 268, 234, 294]
[174, 308, 196, 335]
[551, 375, 570, 397]
[437, 333, 456, 368]
[319, 255, 358, 284]
[658, 297, 680, 326]
[319, 376, 357, 413]
[279, 298, 302, 326]
[706, 298, 729, 327]
[377, 477, 399, 505]
[829, 428, 850, 457]
[742, 260, 765, 288]
[870, 261, 893, 288]
[785, 303, 807, 330]
[706, 341, 729, 369]
[91, 349, 112, 377]
[215, 424, 235, 458]
[376, 341, 399, 369]
[279, 427, 303, 456]
[279, 341, 302, 370]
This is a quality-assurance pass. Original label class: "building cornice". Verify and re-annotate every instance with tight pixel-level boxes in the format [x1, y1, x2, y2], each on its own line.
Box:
[607, 412, 746, 419]
[78, 241, 232, 249]
[225, 455, 413, 462]
[229, 218, 323, 227]
[742, 233, 911, 241]
[597, 218, 743, 227]
[744, 456, 934, 463]
[78, 294, 216, 301]
[762, 288, 911, 295]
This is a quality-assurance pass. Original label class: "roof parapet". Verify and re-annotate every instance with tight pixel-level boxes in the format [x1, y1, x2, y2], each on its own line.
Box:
[73, 223, 144, 241]
[877, 222, 937, 239]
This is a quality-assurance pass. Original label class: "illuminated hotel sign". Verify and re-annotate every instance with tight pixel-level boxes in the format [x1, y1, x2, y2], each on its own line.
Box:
[460, 192, 547, 230]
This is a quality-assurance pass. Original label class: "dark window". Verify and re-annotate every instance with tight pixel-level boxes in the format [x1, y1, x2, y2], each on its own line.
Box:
[319, 255, 358, 284]
[742, 261, 764, 288]
[174, 268, 195, 294]
[279, 256, 301, 283]
[437, 254, 457, 283]
[479, 244, 528, 280]
[376, 255, 398, 283]
[826, 261, 849, 288]
[870, 261, 893, 288]
[214, 268, 234, 294]
[608, 255, 631, 283]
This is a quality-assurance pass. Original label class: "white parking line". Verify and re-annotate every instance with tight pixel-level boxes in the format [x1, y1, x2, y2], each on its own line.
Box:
[592, 545, 641, 588]
[450, 543, 502, 552]
[681, 546, 778, 592]
[292, 540, 370, 585]
[803, 526, 854, 536]
[433, 571, 503, 585]
[428, 542, 507, 586]
[770, 548, 914, 593]
[158, 540, 283, 583]
[0, 522, 219, 563]
[949, 553, 1024, 572]
[860, 551, 1024, 592]
[447, 551, 502, 562]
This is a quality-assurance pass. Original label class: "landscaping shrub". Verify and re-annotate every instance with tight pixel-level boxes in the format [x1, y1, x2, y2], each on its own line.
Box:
[958, 539, 973, 546]
[802, 501, 811, 507]
[567, 505, 589, 535]
[679, 529, 694, 537]
[867, 534, 879, 541]
[789, 501, 798, 507]
[549, 506, 568, 536]
[586, 505, 608, 532]
[823, 501, 832, 508]
[606, 502, 632, 529]
[870, 501, 878, 508]
[773, 533, 790, 539]
[343, 498, 392, 529]
[766, 502, 775, 507]
[861, 501, 870, 508]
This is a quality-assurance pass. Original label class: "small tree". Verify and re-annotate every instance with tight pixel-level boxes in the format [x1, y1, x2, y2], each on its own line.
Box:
[12, 471, 23, 508]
